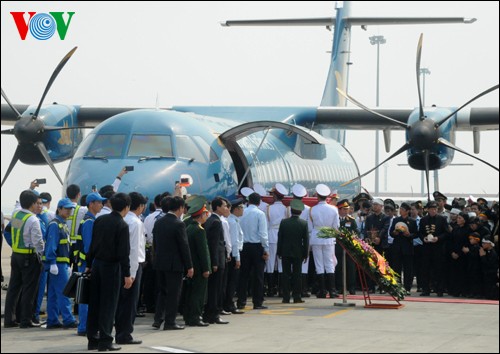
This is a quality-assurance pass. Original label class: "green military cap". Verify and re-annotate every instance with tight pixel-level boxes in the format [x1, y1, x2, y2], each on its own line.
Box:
[187, 198, 208, 216]
[290, 199, 305, 212]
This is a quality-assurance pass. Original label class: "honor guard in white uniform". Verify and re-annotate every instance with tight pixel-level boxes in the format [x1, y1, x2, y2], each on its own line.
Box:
[240, 187, 254, 204]
[253, 184, 269, 213]
[287, 184, 311, 297]
[308, 184, 340, 298]
[265, 183, 288, 296]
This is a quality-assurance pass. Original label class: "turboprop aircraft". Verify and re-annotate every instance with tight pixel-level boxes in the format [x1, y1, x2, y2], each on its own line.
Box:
[1, 1, 498, 204]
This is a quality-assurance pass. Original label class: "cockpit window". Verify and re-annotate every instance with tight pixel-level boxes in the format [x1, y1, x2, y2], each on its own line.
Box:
[176, 136, 206, 162]
[85, 134, 126, 158]
[128, 135, 173, 157]
[192, 136, 219, 163]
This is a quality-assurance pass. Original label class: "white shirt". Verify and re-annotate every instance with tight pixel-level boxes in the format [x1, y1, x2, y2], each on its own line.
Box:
[267, 201, 287, 244]
[95, 205, 112, 218]
[143, 209, 162, 245]
[12, 208, 44, 254]
[220, 215, 232, 256]
[124, 211, 146, 278]
[240, 204, 269, 252]
[308, 201, 339, 245]
[228, 214, 243, 261]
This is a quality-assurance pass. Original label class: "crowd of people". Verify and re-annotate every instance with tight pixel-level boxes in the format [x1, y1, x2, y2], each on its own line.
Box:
[1, 174, 498, 351]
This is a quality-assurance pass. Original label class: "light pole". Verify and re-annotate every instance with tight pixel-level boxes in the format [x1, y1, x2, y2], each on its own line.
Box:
[419, 68, 432, 193]
[369, 35, 386, 195]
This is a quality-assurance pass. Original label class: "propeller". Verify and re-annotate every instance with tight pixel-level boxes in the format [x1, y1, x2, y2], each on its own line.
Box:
[338, 34, 499, 201]
[1, 47, 79, 187]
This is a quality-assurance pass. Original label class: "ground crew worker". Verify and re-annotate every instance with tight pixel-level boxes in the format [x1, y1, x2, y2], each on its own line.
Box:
[4, 190, 44, 328]
[76, 192, 106, 336]
[45, 198, 78, 329]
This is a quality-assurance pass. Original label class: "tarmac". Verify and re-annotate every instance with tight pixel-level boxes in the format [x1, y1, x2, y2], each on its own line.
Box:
[1, 243, 498, 353]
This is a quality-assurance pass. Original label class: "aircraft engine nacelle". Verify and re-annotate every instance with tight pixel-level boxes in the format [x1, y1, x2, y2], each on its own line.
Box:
[17, 104, 83, 164]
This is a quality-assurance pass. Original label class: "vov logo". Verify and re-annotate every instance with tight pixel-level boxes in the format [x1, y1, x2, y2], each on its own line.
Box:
[10, 12, 75, 40]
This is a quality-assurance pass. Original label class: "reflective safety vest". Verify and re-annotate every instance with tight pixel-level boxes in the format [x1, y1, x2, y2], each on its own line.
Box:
[68, 205, 81, 244]
[76, 215, 94, 266]
[11, 211, 35, 254]
[47, 218, 71, 264]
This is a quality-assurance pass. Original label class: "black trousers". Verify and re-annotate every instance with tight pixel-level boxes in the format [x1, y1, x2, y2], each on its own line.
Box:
[115, 265, 142, 342]
[204, 266, 224, 322]
[224, 257, 240, 311]
[237, 243, 265, 307]
[4, 253, 42, 326]
[87, 260, 121, 347]
[281, 256, 302, 301]
[154, 270, 183, 326]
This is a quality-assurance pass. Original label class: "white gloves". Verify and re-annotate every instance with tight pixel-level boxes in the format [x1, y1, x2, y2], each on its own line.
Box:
[50, 264, 59, 275]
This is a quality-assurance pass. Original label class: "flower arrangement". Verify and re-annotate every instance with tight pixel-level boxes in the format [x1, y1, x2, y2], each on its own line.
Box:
[318, 226, 406, 300]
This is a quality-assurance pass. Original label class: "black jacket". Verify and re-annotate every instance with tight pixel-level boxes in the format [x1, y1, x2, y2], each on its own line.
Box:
[152, 213, 192, 272]
[203, 214, 226, 270]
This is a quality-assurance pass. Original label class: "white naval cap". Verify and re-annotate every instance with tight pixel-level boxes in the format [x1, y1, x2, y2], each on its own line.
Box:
[253, 183, 267, 197]
[240, 187, 254, 198]
[372, 198, 384, 206]
[450, 208, 461, 215]
[292, 184, 307, 198]
[315, 184, 331, 197]
[273, 183, 288, 197]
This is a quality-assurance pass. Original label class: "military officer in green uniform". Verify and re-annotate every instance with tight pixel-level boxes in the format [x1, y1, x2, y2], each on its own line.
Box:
[337, 199, 358, 295]
[277, 200, 309, 304]
[183, 199, 211, 327]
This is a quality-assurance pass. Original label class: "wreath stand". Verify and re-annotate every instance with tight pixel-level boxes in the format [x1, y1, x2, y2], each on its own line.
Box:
[341, 243, 404, 309]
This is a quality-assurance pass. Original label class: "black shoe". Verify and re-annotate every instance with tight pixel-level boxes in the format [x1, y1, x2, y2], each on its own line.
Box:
[135, 312, 146, 318]
[4, 322, 19, 328]
[293, 299, 305, 303]
[63, 321, 78, 329]
[116, 339, 142, 345]
[164, 324, 185, 330]
[437, 292, 444, 297]
[151, 322, 162, 329]
[420, 292, 430, 296]
[213, 318, 229, 324]
[88, 342, 99, 350]
[282, 299, 290, 303]
[349, 290, 356, 295]
[97, 343, 121, 351]
[236, 304, 246, 310]
[20, 321, 41, 328]
[77, 332, 87, 336]
[47, 323, 63, 329]
[189, 321, 209, 327]
[253, 305, 268, 310]
[220, 310, 231, 315]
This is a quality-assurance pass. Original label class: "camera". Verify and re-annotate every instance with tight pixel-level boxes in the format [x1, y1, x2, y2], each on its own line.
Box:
[36, 178, 47, 184]
[125, 166, 134, 171]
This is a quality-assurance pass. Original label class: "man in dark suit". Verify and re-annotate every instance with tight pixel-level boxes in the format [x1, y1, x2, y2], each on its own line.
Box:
[418, 201, 449, 297]
[152, 196, 193, 330]
[202, 197, 229, 325]
[86, 193, 133, 352]
[277, 200, 309, 304]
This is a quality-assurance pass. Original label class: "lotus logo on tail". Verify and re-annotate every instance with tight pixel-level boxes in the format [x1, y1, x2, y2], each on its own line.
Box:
[10, 12, 75, 40]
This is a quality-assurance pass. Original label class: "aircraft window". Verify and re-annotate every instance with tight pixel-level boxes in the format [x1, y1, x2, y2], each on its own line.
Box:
[85, 134, 126, 158]
[192, 136, 219, 163]
[176, 136, 206, 162]
[128, 135, 173, 157]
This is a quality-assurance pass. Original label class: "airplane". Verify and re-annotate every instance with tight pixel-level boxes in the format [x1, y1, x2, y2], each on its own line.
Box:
[1, 1, 498, 206]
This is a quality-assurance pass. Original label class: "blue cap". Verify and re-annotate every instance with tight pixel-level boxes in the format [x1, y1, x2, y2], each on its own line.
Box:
[86, 192, 107, 205]
[57, 198, 76, 209]
[32, 190, 48, 203]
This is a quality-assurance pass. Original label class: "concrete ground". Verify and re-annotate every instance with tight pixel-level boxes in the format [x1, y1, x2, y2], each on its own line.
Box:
[1, 243, 498, 353]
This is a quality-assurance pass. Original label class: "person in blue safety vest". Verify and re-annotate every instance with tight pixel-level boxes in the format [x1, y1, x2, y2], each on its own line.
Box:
[44, 198, 78, 329]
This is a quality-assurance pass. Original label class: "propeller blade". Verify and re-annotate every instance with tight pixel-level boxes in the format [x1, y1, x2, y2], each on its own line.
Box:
[34, 141, 64, 185]
[423, 149, 431, 202]
[1, 128, 15, 135]
[416, 34, 425, 120]
[436, 84, 499, 127]
[33, 47, 78, 119]
[1, 88, 22, 118]
[437, 138, 499, 171]
[1, 145, 22, 187]
[341, 143, 411, 187]
[336, 88, 408, 129]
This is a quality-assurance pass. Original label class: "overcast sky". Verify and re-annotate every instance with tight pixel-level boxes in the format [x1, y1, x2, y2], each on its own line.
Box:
[1, 1, 499, 213]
